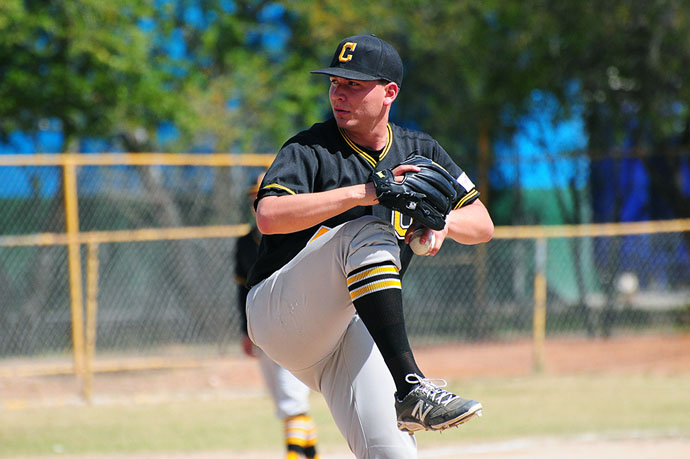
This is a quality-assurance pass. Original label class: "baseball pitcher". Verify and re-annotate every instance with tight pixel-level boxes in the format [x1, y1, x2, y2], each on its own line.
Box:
[246, 34, 494, 459]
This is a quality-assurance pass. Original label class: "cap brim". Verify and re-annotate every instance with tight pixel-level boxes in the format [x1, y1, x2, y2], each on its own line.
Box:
[311, 67, 380, 81]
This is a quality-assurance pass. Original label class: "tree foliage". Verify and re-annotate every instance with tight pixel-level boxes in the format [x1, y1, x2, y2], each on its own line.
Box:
[305, 0, 690, 220]
[0, 0, 325, 153]
[0, 0, 189, 150]
[1, 0, 688, 218]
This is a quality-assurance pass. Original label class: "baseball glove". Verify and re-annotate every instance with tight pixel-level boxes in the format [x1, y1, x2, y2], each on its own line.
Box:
[371, 154, 462, 231]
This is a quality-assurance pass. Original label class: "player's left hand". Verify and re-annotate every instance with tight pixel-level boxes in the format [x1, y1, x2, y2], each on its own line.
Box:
[367, 164, 420, 205]
[371, 155, 462, 231]
[404, 222, 447, 256]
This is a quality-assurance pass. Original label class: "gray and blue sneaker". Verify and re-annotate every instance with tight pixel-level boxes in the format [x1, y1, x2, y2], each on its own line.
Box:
[394, 374, 483, 432]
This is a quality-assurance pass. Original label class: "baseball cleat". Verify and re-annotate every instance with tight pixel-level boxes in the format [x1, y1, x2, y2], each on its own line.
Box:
[394, 374, 483, 432]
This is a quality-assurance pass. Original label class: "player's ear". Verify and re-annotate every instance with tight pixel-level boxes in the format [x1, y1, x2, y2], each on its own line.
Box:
[382, 81, 399, 106]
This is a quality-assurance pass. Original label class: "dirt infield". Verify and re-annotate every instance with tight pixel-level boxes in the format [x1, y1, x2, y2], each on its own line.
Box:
[2, 334, 690, 458]
[110, 333, 690, 396]
[230, 435, 690, 459]
[414, 333, 690, 379]
[12, 433, 690, 459]
[2, 333, 690, 405]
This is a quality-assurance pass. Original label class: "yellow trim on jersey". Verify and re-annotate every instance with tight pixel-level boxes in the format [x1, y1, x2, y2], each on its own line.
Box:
[307, 225, 331, 244]
[346, 265, 399, 286]
[262, 183, 296, 195]
[339, 124, 393, 167]
[349, 279, 402, 301]
[379, 124, 394, 161]
[454, 188, 479, 210]
[340, 129, 376, 166]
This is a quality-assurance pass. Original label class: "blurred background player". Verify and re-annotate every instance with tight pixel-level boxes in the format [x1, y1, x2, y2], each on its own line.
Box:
[234, 173, 319, 459]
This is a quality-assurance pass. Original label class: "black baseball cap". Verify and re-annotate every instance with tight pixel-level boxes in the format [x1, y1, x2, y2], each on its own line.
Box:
[311, 34, 403, 87]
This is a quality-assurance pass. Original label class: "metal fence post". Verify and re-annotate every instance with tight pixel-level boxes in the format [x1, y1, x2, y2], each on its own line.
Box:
[63, 160, 86, 389]
[533, 237, 548, 372]
[83, 242, 100, 403]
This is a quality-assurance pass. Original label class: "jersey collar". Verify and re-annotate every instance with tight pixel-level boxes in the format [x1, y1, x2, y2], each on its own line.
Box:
[339, 124, 393, 168]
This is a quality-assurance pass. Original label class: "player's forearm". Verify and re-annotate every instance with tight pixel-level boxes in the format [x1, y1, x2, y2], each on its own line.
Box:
[256, 183, 377, 234]
[444, 199, 494, 244]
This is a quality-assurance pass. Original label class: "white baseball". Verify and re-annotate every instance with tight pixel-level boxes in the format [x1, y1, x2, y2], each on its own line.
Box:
[409, 229, 435, 256]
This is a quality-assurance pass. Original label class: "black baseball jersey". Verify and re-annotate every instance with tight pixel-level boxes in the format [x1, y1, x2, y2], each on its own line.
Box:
[234, 226, 261, 334]
[246, 118, 479, 288]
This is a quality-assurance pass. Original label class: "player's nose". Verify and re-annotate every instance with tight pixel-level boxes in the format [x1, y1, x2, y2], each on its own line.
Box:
[330, 85, 346, 100]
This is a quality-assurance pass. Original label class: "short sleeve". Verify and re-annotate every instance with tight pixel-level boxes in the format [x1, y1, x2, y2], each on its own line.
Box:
[430, 141, 480, 209]
[255, 142, 317, 207]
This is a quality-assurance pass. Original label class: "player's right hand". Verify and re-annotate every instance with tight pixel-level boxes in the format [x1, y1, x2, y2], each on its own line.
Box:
[391, 163, 421, 181]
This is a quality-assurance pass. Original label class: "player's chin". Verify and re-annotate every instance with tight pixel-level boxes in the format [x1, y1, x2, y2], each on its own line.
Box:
[333, 112, 354, 126]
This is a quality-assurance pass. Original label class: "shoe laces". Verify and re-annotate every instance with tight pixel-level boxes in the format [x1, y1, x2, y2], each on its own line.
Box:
[405, 374, 459, 406]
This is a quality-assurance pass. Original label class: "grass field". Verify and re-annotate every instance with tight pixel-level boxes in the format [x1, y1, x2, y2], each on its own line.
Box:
[2, 372, 690, 458]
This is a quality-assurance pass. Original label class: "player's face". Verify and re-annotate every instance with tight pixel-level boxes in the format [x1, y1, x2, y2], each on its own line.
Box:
[328, 77, 391, 132]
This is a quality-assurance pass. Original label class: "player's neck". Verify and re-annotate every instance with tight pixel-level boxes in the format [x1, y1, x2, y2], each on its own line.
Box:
[342, 122, 389, 151]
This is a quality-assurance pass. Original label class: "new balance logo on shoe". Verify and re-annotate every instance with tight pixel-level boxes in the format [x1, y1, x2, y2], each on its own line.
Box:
[394, 374, 483, 432]
[411, 400, 433, 423]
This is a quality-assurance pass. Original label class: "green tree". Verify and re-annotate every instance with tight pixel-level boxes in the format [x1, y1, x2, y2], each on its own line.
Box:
[0, 0, 193, 150]
[0, 0, 324, 153]
[546, 0, 690, 220]
[174, 1, 325, 153]
[3, 0, 689, 221]
[288, 0, 690, 221]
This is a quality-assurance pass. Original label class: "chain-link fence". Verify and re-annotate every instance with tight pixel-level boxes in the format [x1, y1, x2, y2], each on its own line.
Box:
[1, 155, 689, 384]
[404, 228, 690, 344]
[1, 155, 269, 362]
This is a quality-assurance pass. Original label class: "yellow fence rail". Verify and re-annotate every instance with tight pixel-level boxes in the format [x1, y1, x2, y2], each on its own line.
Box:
[0, 153, 274, 402]
[494, 219, 690, 371]
[1, 154, 689, 402]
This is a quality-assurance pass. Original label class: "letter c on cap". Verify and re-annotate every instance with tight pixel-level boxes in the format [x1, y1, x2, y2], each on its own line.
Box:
[339, 42, 357, 62]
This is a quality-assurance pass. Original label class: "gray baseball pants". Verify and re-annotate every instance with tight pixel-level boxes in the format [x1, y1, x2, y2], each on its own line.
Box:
[247, 216, 417, 459]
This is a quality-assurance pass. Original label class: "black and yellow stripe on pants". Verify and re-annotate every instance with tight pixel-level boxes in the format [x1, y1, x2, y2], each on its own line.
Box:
[285, 414, 319, 459]
[347, 261, 401, 302]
